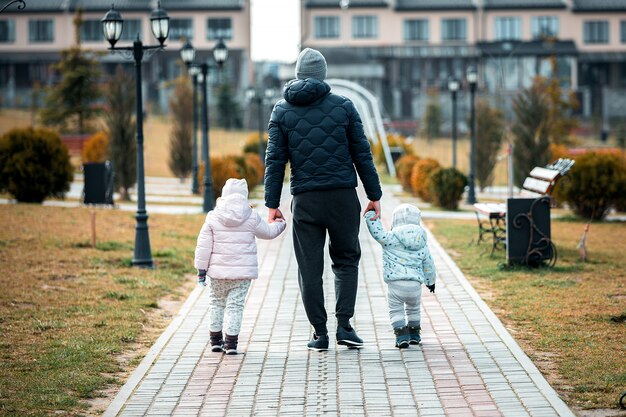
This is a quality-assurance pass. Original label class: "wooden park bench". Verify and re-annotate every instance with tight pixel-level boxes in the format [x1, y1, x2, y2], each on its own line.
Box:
[473, 158, 575, 263]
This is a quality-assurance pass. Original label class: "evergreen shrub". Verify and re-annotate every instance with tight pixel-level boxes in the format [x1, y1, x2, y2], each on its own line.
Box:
[555, 152, 626, 220]
[428, 167, 468, 210]
[410, 158, 441, 202]
[0, 127, 74, 203]
[243, 132, 268, 156]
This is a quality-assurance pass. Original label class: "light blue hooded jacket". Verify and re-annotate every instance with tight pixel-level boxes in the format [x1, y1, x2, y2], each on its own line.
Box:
[364, 204, 436, 285]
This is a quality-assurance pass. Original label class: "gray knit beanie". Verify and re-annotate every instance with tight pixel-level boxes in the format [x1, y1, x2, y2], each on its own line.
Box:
[295, 48, 327, 81]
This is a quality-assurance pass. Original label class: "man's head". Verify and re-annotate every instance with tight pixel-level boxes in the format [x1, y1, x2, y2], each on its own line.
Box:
[295, 48, 327, 81]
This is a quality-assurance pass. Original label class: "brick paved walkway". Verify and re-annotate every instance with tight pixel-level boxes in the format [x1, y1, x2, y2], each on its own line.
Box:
[103, 185, 576, 417]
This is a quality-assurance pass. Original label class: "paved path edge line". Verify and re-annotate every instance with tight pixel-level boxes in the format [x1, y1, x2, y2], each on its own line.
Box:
[424, 227, 577, 417]
[102, 284, 203, 417]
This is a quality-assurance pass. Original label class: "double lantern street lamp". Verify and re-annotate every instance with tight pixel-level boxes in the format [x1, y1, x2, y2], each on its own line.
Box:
[466, 65, 478, 205]
[447, 77, 460, 170]
[101, 2, 170, 269]
[180, 38, 229, 213]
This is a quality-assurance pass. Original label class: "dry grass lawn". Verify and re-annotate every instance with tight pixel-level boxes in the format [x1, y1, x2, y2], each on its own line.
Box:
[424, 216, 626, 412]
[0, 204, 204, 416]
[0, 109, 253, 178]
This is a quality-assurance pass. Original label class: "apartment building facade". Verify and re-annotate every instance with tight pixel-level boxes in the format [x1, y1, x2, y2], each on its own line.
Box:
[0, 0, 251, 111]
[299, 0, 626, 127]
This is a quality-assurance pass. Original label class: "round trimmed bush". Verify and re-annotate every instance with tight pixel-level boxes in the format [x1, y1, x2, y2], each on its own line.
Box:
[243, 132, 268, 156]
[372, 133, 414, 166]
[428, 167, 468, 210]
[556, 152, 626, 220]
[198, 156, 240, 199]
[410, 158, 441, 202]
[0, 127, 74, 203]
[81, 131, 109, 163]
[395, 154, 420, 192]
[242, 153, 265, 188]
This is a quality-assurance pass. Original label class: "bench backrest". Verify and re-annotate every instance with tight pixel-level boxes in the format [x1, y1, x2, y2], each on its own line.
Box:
[520, 158, 575, 197]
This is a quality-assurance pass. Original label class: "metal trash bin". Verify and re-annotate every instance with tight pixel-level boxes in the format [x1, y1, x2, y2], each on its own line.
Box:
[389, 146, 404, 164]
[506, 197, 555, 267]
[83, 161, 114, 205]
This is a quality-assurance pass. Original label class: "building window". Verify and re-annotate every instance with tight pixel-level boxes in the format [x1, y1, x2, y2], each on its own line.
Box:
[207, 18, 232, 40]
[314, 16, 340, 39]
[441, 19, 466, 41]
[120, 19, 142, 41]
[29, 19, 54, 43]
[404, 19, 428, 41]
[169, 18, 193, 41]
[584, 20, 609, 44]
[495, 17, 521, 40]
[621, 21, 626, 43]
[352, 16, 377, 39]
[0, 19, 15, 43]
[80, 19, 102, 42]
[532, 16, 558, 39]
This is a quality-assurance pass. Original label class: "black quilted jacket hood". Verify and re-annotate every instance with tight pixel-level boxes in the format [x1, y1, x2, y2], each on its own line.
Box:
[264, 78, 382, 208]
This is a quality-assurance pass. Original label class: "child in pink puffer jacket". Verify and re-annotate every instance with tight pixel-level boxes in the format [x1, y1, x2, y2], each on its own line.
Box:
[194, 178, 286, 354]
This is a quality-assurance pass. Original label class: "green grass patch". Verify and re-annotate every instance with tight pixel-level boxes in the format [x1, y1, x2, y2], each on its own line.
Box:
[425, 217, 626, 409]
[0, 204, 197, 416]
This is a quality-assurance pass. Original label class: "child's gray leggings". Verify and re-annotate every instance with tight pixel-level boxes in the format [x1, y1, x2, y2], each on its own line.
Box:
[387, 280, 422, 328]
[209, 278, 251, 336]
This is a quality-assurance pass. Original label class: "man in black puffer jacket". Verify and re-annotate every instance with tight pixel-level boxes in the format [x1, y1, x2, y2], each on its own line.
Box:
[264, 48, 382, 352]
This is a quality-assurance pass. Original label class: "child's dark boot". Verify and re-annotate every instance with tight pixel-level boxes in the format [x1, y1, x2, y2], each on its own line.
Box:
[210, 331, 224, 352]
[224, 334, 239, 355]
[394, 326, 410, 349]
[408, 324, 421, 345]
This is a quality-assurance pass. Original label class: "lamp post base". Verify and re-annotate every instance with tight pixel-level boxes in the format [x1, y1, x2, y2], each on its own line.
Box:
[133, 212, 153, 269]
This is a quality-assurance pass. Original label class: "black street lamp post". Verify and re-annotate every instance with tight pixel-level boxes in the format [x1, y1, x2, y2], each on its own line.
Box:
[448, 77, 459, 169]
[466, 66, 478, 205]
[101, 2, 170, 268]
[190, 65, 200, 194]
[246, 87, 275, 166]
[180, 40, 200, 194]
[180, 39, 229, 213]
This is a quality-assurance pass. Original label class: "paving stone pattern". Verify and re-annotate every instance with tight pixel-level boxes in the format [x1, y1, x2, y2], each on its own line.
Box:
[105, 185, 575, 417]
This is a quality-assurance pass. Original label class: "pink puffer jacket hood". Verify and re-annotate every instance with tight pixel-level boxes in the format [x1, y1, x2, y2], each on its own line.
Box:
[194, 178, 286, 280]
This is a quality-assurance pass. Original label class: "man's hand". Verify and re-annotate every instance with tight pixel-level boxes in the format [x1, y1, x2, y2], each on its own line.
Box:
[426, 283, 435, 293]
[363, 200, 381, 220]
[268, 208, 284, 223]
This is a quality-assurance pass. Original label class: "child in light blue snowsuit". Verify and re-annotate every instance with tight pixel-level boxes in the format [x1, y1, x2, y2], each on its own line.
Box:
[364, 204, 436, 348]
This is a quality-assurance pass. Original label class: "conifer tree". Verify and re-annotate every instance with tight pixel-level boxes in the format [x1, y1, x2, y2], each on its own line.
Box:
[475, 100, 505, 190]
[39, 10, 102, 134]
[511, 80, 550, 187]
[168, 76, 193, 179]
[105, 66, 136, 201]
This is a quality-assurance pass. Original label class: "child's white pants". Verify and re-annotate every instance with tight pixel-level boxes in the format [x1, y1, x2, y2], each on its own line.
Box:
[386, 280, 422, 328]
[209, 278, 251, 336]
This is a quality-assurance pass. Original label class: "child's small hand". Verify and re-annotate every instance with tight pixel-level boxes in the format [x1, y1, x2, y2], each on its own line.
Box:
[197, 269, 207, 286]
[426, 283, 435, 293]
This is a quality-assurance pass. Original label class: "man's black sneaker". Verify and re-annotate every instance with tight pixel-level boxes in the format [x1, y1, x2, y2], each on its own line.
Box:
[336, 326, 364, 348]
[307, 333, 329, 352]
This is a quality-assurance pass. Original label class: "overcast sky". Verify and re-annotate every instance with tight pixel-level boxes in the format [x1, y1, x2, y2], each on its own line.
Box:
[250, 0, 300, 63]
